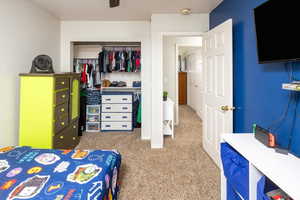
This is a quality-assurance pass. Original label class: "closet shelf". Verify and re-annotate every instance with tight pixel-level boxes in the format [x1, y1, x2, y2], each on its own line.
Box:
[102, 87, 141, 91]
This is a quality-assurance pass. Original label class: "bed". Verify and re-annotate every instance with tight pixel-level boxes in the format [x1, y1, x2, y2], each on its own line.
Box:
[0, 146, 121, 200]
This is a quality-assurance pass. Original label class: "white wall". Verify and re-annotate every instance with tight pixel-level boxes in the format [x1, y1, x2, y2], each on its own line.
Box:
[0, 0, 61, 147]
[185, 48, 203, 118]
[163, 36, 202, 124]
[60, 21, 152, 140]
[151, 14, 209, 148]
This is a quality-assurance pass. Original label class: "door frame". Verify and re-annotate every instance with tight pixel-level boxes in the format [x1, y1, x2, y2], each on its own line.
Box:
[175, 43, 202, 125]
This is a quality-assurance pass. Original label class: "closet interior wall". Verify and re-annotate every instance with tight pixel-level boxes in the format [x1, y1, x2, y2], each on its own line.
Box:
[72, 41, 142, 133]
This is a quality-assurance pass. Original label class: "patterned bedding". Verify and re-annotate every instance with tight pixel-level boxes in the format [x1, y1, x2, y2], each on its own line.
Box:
[0, 146, 121, 200]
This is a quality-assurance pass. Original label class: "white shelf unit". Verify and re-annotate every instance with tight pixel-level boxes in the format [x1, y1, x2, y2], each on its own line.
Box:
[163, 98, 174, 139]
[221, 134, 300, 200]
[282, 83, 300, 91]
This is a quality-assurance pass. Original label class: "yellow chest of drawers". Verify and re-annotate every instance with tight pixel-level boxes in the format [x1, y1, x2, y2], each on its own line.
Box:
[19, 73, 80, 149]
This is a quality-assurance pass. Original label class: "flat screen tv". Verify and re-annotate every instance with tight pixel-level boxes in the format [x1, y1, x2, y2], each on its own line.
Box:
[254, 1, 300, 63]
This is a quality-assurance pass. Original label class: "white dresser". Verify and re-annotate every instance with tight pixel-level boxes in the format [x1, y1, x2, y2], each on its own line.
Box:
[101, 92, 133, 131]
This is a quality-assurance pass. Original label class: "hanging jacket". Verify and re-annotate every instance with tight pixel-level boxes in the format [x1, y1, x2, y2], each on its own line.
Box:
[98, 52, 104, 73]
[115, 51, 121, 71]
[120, 51, 125, 71]
[108, 51, 114, 72]
[112, 51, 116, 71]
[81, 64, 87, 83]
[103, 50, 109, 73]
[131, 51, 136, 72]
[135, 50, 141, 72]
[94, 64, 101, 86]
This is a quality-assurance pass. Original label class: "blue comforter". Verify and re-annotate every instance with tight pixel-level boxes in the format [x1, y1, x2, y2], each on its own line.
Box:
[0, 146, 121, 200]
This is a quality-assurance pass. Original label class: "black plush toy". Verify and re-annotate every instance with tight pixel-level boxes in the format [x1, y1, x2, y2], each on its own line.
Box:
[30, 55, 54, 73]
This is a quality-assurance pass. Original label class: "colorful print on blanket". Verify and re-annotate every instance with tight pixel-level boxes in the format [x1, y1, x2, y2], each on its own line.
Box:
[0, 146, 121, 200]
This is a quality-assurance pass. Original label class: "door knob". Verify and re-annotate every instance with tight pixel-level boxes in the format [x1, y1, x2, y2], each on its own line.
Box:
[221, 105, 235, 111]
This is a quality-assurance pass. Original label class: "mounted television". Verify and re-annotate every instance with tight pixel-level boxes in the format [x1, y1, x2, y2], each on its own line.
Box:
[254, 1, 300, 63]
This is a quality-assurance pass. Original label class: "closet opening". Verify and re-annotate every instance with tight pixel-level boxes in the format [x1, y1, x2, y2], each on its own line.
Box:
[72, 41, 142, 136]
[163, 36, 203, 138]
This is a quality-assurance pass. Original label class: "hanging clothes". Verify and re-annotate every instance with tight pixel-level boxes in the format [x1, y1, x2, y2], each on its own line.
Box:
[135, 50, 141, 72]
[94, 63, 101, 86]
[97, 47, 141, 73]
[81, 64, 87, 84]
[132, 93, 142, 128]
[127, 51, 132, 72]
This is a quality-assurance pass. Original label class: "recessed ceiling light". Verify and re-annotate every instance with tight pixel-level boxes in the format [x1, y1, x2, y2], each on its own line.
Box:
[181, 8, 192, 15]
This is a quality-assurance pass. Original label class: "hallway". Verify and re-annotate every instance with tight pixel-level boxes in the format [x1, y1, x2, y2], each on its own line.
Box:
[77, 105, 220, 200]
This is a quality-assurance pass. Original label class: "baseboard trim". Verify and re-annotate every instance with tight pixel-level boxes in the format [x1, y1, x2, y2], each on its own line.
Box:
[151, 143, 163, 149]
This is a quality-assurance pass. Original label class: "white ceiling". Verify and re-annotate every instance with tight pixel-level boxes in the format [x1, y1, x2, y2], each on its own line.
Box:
[31, 0, 223, 21]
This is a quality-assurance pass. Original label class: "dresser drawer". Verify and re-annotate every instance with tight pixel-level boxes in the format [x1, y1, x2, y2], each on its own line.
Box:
[55, 103, 69, 119]
[101, 122, 132, 131]
[102, 104, 132, 113]
[101, 113, 132, 122]
[53, 123, 78, 149]
[55, 116, 69, 134]
[55, 77, 70, 90]
[55, 90, 69, 105]
[102, 95, 132, 104]
[70, 120, 80, 146]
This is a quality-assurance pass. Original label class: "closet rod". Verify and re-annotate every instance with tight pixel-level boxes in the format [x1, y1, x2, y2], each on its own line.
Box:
[102, 45, 141, 47]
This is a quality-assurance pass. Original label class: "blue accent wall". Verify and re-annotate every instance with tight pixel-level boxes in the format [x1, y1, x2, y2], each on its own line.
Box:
[210, 0, 300, 156]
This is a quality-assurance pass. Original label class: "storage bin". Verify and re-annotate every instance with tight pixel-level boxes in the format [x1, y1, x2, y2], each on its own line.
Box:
[257, 176, 291, 200]
[86, 89, 101, 105]
[132, 81, 141, 88]
[87, 114, 100, 122]
[221, 143, 249, 200]
[86, 122, 100, 132]
[227, 182, 244, 200]
[87, 105, 101, 114]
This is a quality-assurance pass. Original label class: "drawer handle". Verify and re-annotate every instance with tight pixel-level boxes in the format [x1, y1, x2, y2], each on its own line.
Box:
[61, 108, 65, 112]
[61, 122, 65, 126]
[122, 107, 128, 110]
[106, 107, 111, 110]
[122, 98, 128, 101]
[122, 125, 128, 128]
[106, 125, 111, 128]
[73, 125, 76, 129]
[61, 81, 65, 85]
[72, 137, 76, 140]
[62, 94, 66, 99]
[122, 116, 128, 119]
[106, 98, 111, 101]
[105, 116, 111, 119]
[60, 136, 64, 139]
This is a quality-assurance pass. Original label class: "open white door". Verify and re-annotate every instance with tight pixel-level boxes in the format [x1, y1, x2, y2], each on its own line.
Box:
[203, 19, 233, 167]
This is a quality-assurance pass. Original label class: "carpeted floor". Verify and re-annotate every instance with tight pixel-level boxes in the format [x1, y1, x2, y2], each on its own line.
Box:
[77, 105, 220, 200]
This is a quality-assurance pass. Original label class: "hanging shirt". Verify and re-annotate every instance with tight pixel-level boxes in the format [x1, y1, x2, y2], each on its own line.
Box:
[94, 64, 101, 86]
[135, 50, 141, 72]
[112, 51, 116, 71]
[98, 52, 105, 73]
[115, 51, 121, 71]
[81, 64, 87, 83]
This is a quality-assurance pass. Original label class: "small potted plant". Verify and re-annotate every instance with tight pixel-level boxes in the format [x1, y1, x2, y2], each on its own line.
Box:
[163, 91, 168, 101]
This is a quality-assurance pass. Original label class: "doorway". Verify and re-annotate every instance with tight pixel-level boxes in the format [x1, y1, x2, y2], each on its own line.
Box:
[177, 45, 203, 119]
[163, 36, 203, 126]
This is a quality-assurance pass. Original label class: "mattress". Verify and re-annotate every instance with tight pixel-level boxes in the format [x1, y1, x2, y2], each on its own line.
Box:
[0, 146, 121, 200]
